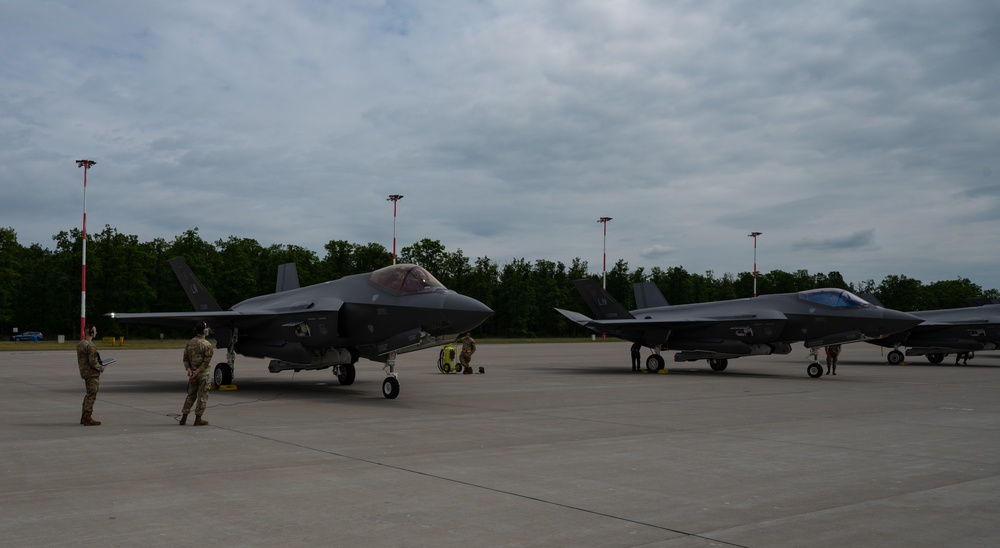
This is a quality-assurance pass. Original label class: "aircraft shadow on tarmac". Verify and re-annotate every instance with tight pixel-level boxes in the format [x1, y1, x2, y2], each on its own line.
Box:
[98, 377, 391, 402]
[544, 365, 794, 380]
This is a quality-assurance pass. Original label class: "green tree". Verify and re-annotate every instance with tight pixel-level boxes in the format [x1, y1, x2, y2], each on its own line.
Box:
[875, 275, 928, 311]
[924, 278, 982, 309]
[495, 258, 537, 337]
[400, 238, 448, 274]
[322, 240, 356, 280]
[0, 227, 22, 332]
[215, 236, 265, 307]
[353, 242, 392, 274]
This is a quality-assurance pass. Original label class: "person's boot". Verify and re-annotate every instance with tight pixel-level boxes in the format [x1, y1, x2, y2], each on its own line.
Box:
[462, 366, 473, 375]
[82, 412, 101, 426]
[179, 413, 188, 425]
[194, 415, 208, 426]
[80, 411, 85, 425]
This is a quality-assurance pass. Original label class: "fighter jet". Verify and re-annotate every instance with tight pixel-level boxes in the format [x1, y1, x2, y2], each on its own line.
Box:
[861, 297, 1000, 365]
[556, 279, 922, 377]
[107, 258, 492, 399]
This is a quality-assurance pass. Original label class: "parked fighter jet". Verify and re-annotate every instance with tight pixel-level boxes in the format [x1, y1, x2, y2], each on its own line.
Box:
[861, 297, 1000, 365]
[107, 258, 492, 399]
[556, 279, 922, 378]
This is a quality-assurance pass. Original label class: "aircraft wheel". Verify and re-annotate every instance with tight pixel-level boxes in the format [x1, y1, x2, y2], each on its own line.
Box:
[709, 358, 728, 372]
[926, 353, 945, 364]
[807, 362, 823, 378]
[645, 354, 665, 373]
[336, 363, 356, 386]
[887, 350, 905, 365]
[382, 376, 400, 399]
[214, 363, 233, 386]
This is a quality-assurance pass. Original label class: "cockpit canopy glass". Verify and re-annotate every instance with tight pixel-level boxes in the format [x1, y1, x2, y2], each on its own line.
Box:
[369, 264, 445, 294]
[799, 289, 871, 308]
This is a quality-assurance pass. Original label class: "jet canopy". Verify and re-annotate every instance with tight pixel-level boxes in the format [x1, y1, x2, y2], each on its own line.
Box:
[369, 264, 446, 294]
[798, 289, 871, 308]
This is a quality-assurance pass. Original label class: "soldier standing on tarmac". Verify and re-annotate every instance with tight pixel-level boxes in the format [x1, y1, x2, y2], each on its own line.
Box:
[77, 324, 105, 426]
[180, 321, 214, 426]
[459, 332, 477, 375]
[825, 344, 842, 375]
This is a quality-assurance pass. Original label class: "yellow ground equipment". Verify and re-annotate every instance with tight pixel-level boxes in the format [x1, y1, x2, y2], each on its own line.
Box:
[437, 343, 461, 373]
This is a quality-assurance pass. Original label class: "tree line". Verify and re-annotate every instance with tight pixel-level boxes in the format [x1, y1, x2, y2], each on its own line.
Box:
[1, 226, 996, 340]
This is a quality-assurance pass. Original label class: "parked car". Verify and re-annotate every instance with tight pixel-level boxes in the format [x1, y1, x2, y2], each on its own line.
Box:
[10, 331, 43, 342]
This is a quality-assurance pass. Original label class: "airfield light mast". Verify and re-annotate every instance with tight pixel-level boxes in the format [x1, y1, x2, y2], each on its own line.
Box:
[748, 231, 762, 297]
[388, 194, 404, 264]
[77, 159, 96, 340]
[598, 217, 613, 290]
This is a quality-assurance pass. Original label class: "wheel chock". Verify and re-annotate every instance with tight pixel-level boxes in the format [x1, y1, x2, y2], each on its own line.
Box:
[218, 384, 238, 391]
[657, 369, 669, 374]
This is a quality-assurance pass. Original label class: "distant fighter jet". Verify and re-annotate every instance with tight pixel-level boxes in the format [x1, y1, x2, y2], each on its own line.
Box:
[556, 279, 922, 378]
[861, 297, 1000, 365]
[108, 258, 493, 399]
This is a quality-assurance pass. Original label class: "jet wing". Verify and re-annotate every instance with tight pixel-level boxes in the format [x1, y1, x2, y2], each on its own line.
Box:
[107, 310, 243, 329]
[108, 301, 343, 334]
[556, 307, 788, 334]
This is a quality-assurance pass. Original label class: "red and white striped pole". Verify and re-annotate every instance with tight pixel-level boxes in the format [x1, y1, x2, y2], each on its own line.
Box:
[387, 194, 403, 264]
[77, 159, 95, 340]
[598, 217, 612, 290]
[748, 231, 762, 297]
[597, 217, 612, 341]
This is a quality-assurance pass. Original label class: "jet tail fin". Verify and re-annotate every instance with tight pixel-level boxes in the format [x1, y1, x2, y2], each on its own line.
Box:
[275, 263, 300, 292]
[634, 281, 669, 308]
[859, 293, 884, 307]
[169, 257, 223, 312]
[571, 279, 635, 320]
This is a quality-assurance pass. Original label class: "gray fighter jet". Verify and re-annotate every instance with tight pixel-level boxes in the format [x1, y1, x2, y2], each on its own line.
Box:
[862, 298, 1000, 365]
[108, 258, 492, 398]
[556, 279, 922, 377]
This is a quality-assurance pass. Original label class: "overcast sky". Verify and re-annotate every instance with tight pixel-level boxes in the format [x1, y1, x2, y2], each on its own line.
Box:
[2, 1, 998, 291]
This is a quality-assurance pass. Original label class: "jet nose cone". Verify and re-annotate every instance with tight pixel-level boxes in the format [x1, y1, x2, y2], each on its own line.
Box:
[877, 307, 924, 337]
[443, 293, 493, 332]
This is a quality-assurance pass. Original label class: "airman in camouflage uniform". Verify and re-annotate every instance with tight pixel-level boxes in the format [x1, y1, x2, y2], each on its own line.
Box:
[180, 321, 214, 426]
[77, 324, 105, 426]
[459, 332, 477, 374]
[825, 344, 842, 375]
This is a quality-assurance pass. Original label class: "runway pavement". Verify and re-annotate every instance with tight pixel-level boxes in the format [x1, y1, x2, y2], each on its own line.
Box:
[2, 341, 999, 547]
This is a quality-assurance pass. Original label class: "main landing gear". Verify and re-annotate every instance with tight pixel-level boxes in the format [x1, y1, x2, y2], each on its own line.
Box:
[887, 349, 906, 365]
[806, 347, 824, 378]
[645, 353, 665, 372]
[381, 351, 400, 399]
[708, 358, 728, 372]
[213, 329, 239, 387]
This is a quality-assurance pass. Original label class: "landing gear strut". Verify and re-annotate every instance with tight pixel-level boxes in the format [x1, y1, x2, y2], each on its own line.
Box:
[806, 347, 824, 378]
[381, 351, 400, 399]
[213, 328, 238, 387]
[645, 353, 665, 373]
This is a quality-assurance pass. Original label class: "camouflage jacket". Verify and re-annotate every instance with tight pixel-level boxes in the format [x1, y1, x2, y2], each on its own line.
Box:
[183, 337, 215, 381]
[77, 339, 104, 379]
[460, 336, 477, 354]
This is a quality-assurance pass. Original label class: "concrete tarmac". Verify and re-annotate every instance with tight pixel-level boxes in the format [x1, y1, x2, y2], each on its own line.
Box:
[2, 342, 999, 547]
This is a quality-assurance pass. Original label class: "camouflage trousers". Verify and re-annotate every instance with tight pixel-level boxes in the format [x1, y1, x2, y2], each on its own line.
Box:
[82, 376, 100, 414]
[182, 377, 210, 415]
[460, 352, 472, 369]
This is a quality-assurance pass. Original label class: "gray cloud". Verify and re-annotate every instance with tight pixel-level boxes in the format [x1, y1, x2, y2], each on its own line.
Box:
[1, 0, 997, 290]
[792, 229, 877, 251]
